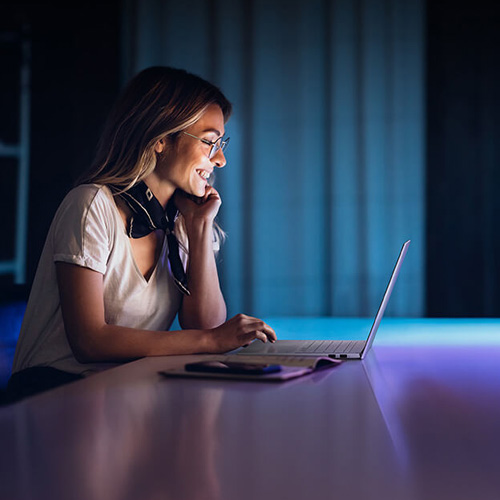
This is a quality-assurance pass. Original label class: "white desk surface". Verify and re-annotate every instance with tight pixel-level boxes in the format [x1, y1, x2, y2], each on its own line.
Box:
[1, 318, 500, 500]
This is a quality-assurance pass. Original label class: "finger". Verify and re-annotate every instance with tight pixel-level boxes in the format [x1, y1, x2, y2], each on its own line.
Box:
[254, 331, 268, 343]
[229, 314, 277, 342]
[263, 326, 277, 342]
[204, 189, 221, 203]
[205, 185, 219, 197]
[235, 318, 277, 343]
[204, 192, 221, 205]
[238, 331, 261, 346]
[249, 322, 277, 342]
[238, 329, 271, 346]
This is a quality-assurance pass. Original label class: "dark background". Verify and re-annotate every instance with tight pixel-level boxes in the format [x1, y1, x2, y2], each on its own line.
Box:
[1, 0, 500, 317]
[425, 0, 500, 316]
[0, 1, 121, 300]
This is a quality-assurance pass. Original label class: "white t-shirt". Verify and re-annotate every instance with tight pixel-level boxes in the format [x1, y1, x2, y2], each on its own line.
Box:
[12, 184, 184, 375]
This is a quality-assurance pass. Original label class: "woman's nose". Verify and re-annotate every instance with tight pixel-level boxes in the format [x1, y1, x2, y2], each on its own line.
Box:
[212, 148, 226, 168]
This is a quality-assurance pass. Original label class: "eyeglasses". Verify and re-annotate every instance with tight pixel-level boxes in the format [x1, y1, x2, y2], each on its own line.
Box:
[182, 132, 230, 159]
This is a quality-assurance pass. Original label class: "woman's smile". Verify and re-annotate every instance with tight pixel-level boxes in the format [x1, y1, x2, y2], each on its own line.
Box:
[196, 169, 211, 180]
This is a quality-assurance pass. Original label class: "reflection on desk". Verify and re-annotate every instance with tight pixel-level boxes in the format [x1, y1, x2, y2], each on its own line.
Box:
[367, 345, 500, 500]
[1, 318, 500, 500]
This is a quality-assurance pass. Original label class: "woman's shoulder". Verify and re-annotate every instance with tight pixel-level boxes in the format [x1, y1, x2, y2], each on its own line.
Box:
[53, 183, 117, 227]
[60, 183, 115, 212]
[65, 183, 113, 202]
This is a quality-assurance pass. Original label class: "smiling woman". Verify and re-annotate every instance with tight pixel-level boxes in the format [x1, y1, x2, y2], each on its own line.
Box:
[152, 104, 228, 199]
[7, 67, 276, 402]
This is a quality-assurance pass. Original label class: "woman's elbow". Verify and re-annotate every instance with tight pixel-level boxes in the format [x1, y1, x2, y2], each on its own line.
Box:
[66, 328, 106, 363]
[70, 340, 101, 364]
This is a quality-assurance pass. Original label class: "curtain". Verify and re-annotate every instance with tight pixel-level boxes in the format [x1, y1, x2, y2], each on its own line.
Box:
[122, 0, 425, 317]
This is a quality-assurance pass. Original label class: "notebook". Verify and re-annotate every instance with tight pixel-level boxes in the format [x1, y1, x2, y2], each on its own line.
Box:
[159, 354, 341, 382]
[237, 240, 410, 360]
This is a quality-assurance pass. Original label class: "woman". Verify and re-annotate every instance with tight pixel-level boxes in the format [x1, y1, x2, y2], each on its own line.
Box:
[9, 66, 276, 400]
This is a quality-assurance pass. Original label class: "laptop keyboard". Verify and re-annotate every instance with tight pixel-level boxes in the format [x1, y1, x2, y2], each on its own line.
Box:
[298, 340, 366, 354]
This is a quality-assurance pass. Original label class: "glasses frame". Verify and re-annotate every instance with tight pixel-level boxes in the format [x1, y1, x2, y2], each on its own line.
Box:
[182, 132, 230, 159]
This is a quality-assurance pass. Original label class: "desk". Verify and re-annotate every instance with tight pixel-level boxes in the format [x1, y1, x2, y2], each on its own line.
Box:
[1, 318, 500, 500]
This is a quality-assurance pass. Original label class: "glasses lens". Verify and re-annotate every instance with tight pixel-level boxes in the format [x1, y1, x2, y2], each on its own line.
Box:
[208, 137, 230, 159]
[209, 138, 221, 159]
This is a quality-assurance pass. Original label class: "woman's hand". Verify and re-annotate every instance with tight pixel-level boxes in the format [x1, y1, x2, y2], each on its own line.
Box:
[174, 186, 221, 226]
[206, 314, 277, 353]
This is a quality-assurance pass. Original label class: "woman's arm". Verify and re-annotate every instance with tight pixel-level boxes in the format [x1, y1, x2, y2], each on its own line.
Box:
[175, 188, 227, 329]
[56, 262, 274, 363]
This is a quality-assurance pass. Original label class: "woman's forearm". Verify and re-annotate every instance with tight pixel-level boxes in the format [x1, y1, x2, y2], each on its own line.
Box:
[74, 314, 278, 363]
[179, 218, 227, 329]
[72, 323, 213, 363]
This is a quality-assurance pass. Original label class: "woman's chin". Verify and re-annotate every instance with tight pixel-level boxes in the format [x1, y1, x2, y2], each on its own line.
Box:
[192, 185, 207, 197]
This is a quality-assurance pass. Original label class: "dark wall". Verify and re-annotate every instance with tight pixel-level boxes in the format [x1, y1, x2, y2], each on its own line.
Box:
[426, 0, 500, 316]
[0, 2, 121, 299]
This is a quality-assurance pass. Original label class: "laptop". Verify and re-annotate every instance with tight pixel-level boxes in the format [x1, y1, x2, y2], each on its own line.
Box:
[237, 240, 410, 360]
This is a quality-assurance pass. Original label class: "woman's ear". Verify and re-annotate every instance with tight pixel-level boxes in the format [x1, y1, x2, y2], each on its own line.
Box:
[154, 138, 165, 154]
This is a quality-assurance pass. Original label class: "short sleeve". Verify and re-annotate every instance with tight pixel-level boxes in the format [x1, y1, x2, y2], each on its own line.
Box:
[51, 185, 114, 274]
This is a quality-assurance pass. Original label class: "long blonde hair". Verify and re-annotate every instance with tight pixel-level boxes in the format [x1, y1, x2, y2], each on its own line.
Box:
[78, 66, 232, 248]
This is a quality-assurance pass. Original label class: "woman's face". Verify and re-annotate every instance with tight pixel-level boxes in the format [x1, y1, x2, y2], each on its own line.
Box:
[157, 104, 227, 197]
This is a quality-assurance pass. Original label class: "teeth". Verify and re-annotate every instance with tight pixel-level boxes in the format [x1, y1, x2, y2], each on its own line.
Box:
[197, 170, 210, 179]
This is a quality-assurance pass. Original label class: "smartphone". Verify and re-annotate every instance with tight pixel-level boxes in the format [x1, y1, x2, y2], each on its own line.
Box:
[184, 361, 282, 375]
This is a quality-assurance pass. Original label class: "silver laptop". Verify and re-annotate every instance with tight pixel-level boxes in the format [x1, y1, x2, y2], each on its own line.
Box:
[237, 240, 410, 360]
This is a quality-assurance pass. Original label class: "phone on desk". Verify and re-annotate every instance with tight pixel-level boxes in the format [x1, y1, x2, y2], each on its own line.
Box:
[185, 361, 282, 375]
